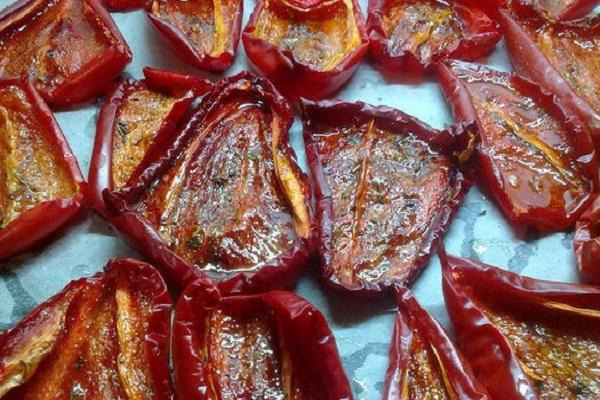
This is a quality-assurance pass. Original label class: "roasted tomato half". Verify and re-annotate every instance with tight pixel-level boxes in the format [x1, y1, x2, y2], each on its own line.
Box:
[499, 1, 600, 143]
[146, 0, 243, 72]
[441, 250, 600, 400]
[0, 258, 173, 399]
[242, 0, 369, 100]
[367, 0, 500, 78]
[172, 279, 353, 400]
[104, 72, 314, 294]
[438, 60, 597, 232]
[574, 194, 600, 284]
[384, 287, 490, 400]
[302, 99, 470, 294]
[89, 67, 212, 216]
[0, 78, 85, 261]
[0, 0, 131, 107]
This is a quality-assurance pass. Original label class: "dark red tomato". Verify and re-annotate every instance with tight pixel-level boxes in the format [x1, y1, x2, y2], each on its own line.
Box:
[574, 194, 600, 284]
[0, 78, 85, 261]
[242, 0, 369, 100]
[441, 250, 600, 400]
[302, 99, 470, 294]
[88, 67, 212, 216]
[146, 0, 243, 72]
[384, 287, 490, 400]
[499, 1, 600, 143]
[367, 0, 500, 78]
[0, 0, 131, 107]
[104, 72, 314, 294]
[479, 0, 599, 20]
[438, 60, 597, 231]
[0, 258, 173, 400]
[172, 279, 353, 400]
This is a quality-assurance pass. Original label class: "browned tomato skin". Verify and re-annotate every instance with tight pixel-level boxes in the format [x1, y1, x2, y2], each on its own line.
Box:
[104, 72, 314, 295]
[88, 67, 212, 217]
[499, 1, 600, 143]
[367, 0, 500, 78]
[172, 279, 352, 400]
[384, 287, 490, 400]
[302, 99, 470, 295]
[242, 0, 369, 100]
[0, 258, 174, 400]
[441, 250, 600, 400]
[146, 0, 243, 72]
[437, 61, 597, 232]
[0, 0, 131, 107]
[0, 77, 85, 261]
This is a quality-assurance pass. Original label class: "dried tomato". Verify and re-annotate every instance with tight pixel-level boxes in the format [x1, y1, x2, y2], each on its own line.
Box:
[438, 60, 597, 231]
[441, 250, 600, 400]
[367, 0, 500, 78]
[104, 72, 314, 294]
[499, 1, 600, 143]
[172, 279, 353, 400]
[242, 0, 369, 100]
[146, 0, 243, 72]
[384, 287, 490, 400]
[0, 258, 173, 399]
[574, 194, 600, 284]
[480, 0, 599, 20]
[302, 99, 470, 294]
[88, 67, 212, 216]
[0, 0, 131, 107]
[0, 77, 86, 261]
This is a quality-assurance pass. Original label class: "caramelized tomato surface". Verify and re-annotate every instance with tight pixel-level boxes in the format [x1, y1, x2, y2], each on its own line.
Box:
[382, 0, 464, 63]
[1, 268, 167, 400]
[250, 0, 362, 71]
[150, 0, 238, 57]
[139, 99, 299, 279]
[480, 303, 600, 399]
[111, 83, 179, 189]
[463, 73, 590, 219]
[314, 120, 456, 288]
[0, 85, 76, 228]
[528, 20, 600, 118]
[0, 0, 117, 94]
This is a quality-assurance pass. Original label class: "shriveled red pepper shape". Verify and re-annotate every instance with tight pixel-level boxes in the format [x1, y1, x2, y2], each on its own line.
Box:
[441, 250, 600, 400]
[367, 0, 500, 78]
[146, 0, 243, 72]
[0, 0, 131, 108]
[438, 60, 597, 231]
[242, 0, 369, 100]
[0, 78, 86, 261]
[104, 72, 314, 294]
[302, 99, 470, 294]
[172, 279, 353, 400]
[0, 258, 174, 399]
[478, 0, 599, 21]
[88, 67, 213, 216]
[574, 194, 600, 284]
[384, 286, 491, 400]
[499, 1, 600, 143]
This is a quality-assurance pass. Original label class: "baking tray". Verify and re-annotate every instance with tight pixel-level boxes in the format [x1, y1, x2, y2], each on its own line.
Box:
[0, 1, 584, 398]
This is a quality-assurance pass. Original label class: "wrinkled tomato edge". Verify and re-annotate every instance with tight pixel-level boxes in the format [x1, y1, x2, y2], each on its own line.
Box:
[574, 194, 600, 284]
[440, 247, 600, 400]
[145, 0, 243, 73]
[103, 72, 315, 295]
[0, 0, 132, 108]
[0, 77, 86, 261]
[383, 286, 490, 400]
[87, 67, 212, 216]
[301, 98, 471, 295]
[437, 60, 598, 231]
[172, 279, 353, 400]
[367, 0, 501, 78]
[477, 0, 599, 21]
[242, 0, 369, 100]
